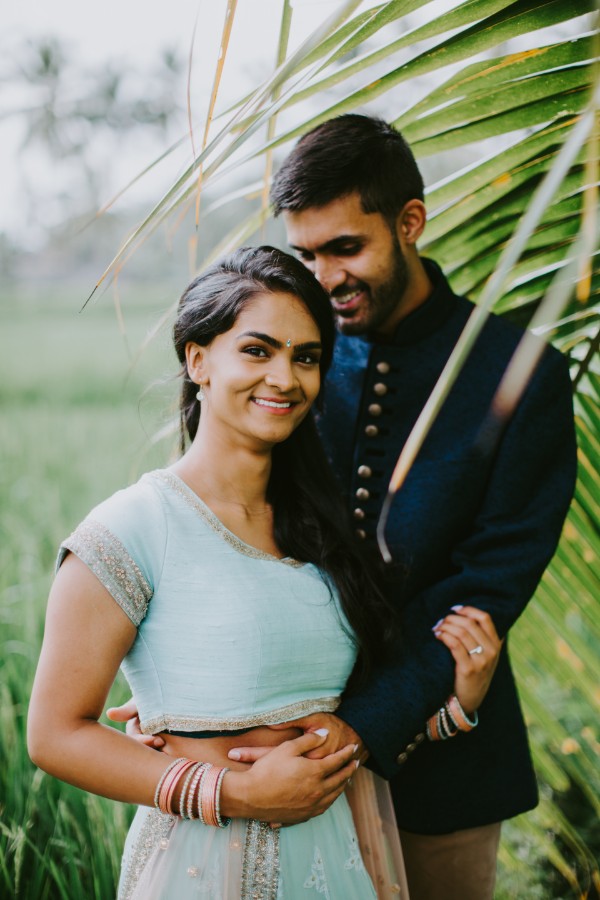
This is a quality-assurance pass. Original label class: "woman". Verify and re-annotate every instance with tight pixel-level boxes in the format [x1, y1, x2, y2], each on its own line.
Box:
[28, 247, 501, 899]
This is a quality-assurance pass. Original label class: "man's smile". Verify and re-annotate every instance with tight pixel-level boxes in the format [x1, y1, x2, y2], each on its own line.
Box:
[330, 287, 366, 315]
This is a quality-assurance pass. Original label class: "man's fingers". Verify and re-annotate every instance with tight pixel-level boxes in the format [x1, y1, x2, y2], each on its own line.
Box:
[106, 699, 139, 722]
[267, 719, 305, 731]
[277, 728, 331, 757]
[318, 742, 357, 777]
[228, 745, 273, 763]
[133, 734, 165, 748]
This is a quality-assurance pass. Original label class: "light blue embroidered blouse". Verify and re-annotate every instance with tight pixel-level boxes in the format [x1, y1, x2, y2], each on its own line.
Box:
[57, 470, 357, 736]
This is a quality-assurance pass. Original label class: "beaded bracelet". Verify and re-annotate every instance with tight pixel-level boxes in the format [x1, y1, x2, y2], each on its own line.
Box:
[214, 766, 231, 828]
[426, 695, 479, 742]
[187, 763, 210, 821]
[179, 762, 202, 819]
[153, 758, 230, 826]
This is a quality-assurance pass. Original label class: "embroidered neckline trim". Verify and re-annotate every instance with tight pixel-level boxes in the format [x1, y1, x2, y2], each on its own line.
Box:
[148, 469, 305, 567]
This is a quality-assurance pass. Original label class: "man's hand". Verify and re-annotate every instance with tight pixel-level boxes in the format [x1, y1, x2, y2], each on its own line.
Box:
[106, 699, 165, 749]
[228, 713, 367, 765]
[222, 729, 359, 824]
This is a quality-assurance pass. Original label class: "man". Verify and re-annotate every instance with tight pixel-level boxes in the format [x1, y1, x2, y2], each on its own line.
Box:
[114, 115, 577, 898]
[263, 114, 577, 898]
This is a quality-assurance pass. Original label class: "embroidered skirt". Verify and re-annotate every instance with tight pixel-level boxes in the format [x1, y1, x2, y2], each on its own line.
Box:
[118, 770, 408, 899]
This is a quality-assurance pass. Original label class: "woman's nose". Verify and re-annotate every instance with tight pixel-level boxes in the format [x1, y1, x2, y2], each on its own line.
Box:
[264, 356, 297, 391]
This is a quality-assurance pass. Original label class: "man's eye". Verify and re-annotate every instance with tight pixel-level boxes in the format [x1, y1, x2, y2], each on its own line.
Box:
[296, 250, 314, 262]
[337, 244, 361, 256]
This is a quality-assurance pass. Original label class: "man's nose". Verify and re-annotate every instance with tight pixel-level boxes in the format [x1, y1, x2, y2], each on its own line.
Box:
[314, 257, 345, 293]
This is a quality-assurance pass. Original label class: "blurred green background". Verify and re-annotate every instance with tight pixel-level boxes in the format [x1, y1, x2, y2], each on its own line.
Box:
[1, 1, 599, 897]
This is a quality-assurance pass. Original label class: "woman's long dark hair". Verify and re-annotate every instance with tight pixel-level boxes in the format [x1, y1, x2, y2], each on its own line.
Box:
[173, 246, 399, 686]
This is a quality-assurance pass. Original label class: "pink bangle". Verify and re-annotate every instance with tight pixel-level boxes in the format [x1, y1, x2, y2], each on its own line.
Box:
[201, 765, 220, 827]
[154, 757, 184, 810]
[447, 695, 478, 732]
[426, 713, 440, 741]
[159, 759, 194, 814]
[200, 765, 230, 827]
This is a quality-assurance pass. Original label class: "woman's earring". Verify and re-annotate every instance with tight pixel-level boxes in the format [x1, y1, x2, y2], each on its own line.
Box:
[196, 385, 205, 402]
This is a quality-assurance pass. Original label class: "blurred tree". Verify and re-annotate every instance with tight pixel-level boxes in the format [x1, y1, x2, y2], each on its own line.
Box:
[1, 37, 184, 242]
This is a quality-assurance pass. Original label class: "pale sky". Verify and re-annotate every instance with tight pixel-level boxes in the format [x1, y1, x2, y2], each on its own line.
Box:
[0, 0, 347, 243]
[1, 1, 591, 248]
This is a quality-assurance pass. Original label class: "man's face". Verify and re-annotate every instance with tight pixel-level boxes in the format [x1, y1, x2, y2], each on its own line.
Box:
[283, 192, 409, 337]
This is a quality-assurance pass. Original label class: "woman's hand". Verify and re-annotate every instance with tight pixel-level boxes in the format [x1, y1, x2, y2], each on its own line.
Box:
[106, 700, 165, 749]
[433, 605, 503, 713]
[221, 729, 358, 825]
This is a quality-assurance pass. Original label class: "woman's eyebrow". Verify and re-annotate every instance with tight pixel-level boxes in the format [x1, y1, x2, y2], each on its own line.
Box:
[238, 331, 322, 352]
[238, 331, 282, 349]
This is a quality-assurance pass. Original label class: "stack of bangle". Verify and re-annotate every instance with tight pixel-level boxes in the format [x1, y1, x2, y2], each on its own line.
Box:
[426, 695, 479, 741]
[154, 757, 231, 827]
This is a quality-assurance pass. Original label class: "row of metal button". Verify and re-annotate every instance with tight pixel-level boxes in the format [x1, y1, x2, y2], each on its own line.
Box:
[396, 731, 426, 764]
[354, 362, 392, 539]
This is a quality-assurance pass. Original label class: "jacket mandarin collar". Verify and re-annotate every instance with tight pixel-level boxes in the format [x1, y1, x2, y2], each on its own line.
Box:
[362, 258, 457, 348]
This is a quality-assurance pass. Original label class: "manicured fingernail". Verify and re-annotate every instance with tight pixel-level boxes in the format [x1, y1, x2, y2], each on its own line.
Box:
[432, 618, 443, 631]
[314, 728, 329, 737]
[228, 749, 241, 760]
[433, 631, 441, 638]
[353, 744, 359, 753]
[451, 605, 463, 612]
[354, 759, 360, 769]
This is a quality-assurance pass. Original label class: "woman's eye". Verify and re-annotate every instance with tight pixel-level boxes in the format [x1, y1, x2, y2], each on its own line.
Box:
[296, 353, 320, 365]
[243, 346, 268, 358]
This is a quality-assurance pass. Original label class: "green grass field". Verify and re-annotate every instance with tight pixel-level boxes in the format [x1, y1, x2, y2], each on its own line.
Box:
[1, 288, 598, 898]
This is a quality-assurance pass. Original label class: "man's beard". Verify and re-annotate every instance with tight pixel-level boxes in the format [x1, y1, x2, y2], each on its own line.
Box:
[336, 234, 409, 337]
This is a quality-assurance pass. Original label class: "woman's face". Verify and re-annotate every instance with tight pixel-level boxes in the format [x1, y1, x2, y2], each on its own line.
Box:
[187, 290, 323, 449]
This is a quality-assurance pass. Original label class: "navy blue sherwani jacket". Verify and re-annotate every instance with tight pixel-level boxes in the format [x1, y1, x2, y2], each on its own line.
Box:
[319, 259, 577, 834]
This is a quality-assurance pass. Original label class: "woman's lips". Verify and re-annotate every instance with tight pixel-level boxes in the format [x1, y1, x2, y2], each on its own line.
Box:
[251, 397, 298, 415]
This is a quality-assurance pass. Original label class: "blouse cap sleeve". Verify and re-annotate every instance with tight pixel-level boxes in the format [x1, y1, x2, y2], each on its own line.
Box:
[56, 476, 166, 627]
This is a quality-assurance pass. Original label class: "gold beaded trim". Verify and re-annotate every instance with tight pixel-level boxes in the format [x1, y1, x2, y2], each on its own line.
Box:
[59, 520, 153, 626]
[140, 696, 340, 735]
[149, 470, 304, 567]
[118, 808, 175, 900]
[241, 820, 280, 900]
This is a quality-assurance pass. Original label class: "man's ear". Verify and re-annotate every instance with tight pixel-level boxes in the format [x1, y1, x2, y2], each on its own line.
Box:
[185, 341, 209, 386]
[396, 199, 427, 246]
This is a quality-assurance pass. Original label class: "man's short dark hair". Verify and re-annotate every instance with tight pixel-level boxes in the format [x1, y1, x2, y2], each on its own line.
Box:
[270, 114, 424, 224]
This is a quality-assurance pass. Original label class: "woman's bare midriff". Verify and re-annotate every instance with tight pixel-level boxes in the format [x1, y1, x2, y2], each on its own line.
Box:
[159, 725, 303, 771]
